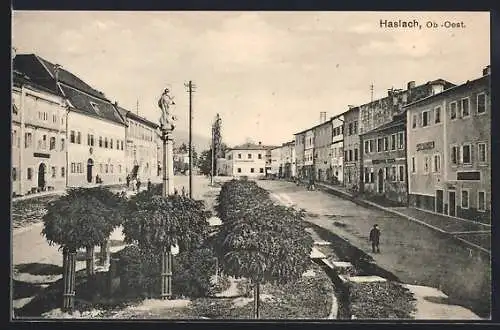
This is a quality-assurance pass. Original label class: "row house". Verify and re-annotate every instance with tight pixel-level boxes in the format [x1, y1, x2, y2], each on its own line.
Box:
[12, 70, 67, 196]
[269, 146, 282, 176]
[225, 142, 268, 178]
[360, 113, 407, 204]
[330, 115, 344, 184]
[280, 140, 296, 179]
[116, 105, 160, 181]
[313, 112, 332, 182]
[343, 106, 360, 190]
[14, 54, 127, 188]
[405, 67, 491, 223]
[294, 131, 306, 180]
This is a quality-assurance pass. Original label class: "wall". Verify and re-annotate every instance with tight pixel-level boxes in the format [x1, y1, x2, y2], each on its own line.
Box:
[270, 147, 282, 175]
[125, 118, 158, 180]
[67, 111, 126, 187]
[343, 108, 360, 189]
[227, 149, 267, 178]
[295, 133, 305, 178]
[314, 121, 332, 182]
[11, 85, 67, 196]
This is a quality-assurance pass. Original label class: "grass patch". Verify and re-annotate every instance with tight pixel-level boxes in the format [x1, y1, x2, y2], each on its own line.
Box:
[349, 281, 417, 319]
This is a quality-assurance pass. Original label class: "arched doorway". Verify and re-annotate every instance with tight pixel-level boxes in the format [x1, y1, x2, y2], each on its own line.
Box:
[87, 158, 94, 183]
[377, 168, 384, 193]
[38, 163, 46, 190]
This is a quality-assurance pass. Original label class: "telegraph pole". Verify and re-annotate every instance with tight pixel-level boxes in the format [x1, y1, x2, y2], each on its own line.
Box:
[185, 81, 196, 198]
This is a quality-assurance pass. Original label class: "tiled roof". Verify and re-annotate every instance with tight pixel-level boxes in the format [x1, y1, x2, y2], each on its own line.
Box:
[228, 143, 274, 151]
[361, 117, 405, 136]
[60, 84, 125, 126]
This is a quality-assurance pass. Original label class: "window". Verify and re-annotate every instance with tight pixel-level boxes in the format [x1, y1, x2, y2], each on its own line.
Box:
[377, 138, 383, 152]
[51, 166, 56, 178]
[110, 165, 114, 173]
[477, 93, 486, 114]
[110, 138, 114, 149]
[462, 144, 471, 164]
[364, 141, 369, 154]
[364, 167, 369, 183]
[70, 130, 75, 143]
[348, 150, 353, 162]
[61, 138, 65, 151]
[353, 121, 358, 134]
[250, 168, 255, 173]
[424, 156, 430, 173]
[77, 132, 81, 144]
[461, 98, 470, 117]
[433, 154, 441, 172]
[238, 153, 242, 159]
[258, 154, 262, 159]
[450, 101, 457, 120]
[12, 167, 17, 181]
[121, 141, 124, 150]
[398, 132, 404, 150]
[260, 168, 264, 173]
[50, 137, 56, 150]
[412, 114, 417, 129]
[42, 135, 47, 149]
[53, 114, 57, 123]
[348, 123, 353, 135]
[478, 191, 486, 212]
[237, 168, 242, 173]
[432, 106, 441, 124]
[391, 166, 397, 182]
[105, 138, 108, 148]
[71, 163, 75, 173]
[354, 148, 358, 161]
[25, 132, 32, 148]
[461, 189, 469, 209]
[411, 157, 416, 173]
[391, 134, 396, 151]
[398, 165, 405, 182]
[12, 130, 17, 147]
[105, 164, 109, 173]
[422, 110, 430, 127]
[478, 143, 487, 163]
[451, 145, 459, 165]
[384, 167, 389, 180]
[99, 136, 103, 147]
[61, 167, 65, 178]
[90, 101, 101, 114]
[383, 137, 388, 151]
[87, 134, 91, 146]
[27, 168, 33, 180]
[369, 140, 374, 153]
[118, 165, 122, 173]
[248, 154, 252, 159]
[370, 168, 374, 183]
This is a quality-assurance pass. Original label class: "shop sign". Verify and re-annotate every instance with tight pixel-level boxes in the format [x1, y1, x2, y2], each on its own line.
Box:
[372, 158, 395, 165]
[416, 141, 435, 151]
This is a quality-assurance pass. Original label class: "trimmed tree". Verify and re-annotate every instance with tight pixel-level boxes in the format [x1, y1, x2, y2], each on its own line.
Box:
[41, 187, 126, 312]
[122, 191, 211, 298]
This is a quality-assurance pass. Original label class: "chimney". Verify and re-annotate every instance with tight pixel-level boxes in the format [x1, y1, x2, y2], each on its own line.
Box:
[407, 81, 416, 90]
[483, 65, 491, 76]
[320, 111, 327, 123]
[54, 64, 61, 82]
[347, 105, 355, 109]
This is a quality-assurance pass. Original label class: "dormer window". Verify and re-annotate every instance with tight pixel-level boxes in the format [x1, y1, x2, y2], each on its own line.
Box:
[90, 101, 101, 115]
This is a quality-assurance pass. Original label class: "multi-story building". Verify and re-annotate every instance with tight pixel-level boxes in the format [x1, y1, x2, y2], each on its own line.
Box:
[14, 54, 127, 187]
[343, 106, 360, 190]
[303, 129, 315, 181]
[12, 70, 68, 196]
[225, 142, 268, 178]
[116, 105, 159, 181]
[405, 67, 491, 223]
[294, 132, 306, 180]
[269, 146, 282, 177]
[313, 113, 332, 182]
[360, 113, 407, 204]
[330, 115, 344, 184]
[281, 140, 296, 179]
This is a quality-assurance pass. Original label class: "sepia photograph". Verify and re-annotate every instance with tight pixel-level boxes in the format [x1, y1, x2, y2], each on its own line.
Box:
[10, 10, 491, 321]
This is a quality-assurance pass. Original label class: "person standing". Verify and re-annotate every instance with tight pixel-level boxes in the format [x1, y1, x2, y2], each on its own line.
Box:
[369, 224, 381, 253]
[136, 178, 141, 192]
[126, 175, 130, 188]
[147, 178, 152, 191]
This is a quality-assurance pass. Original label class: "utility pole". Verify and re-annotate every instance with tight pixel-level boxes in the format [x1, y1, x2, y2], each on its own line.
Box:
[136, 99, 139, 115]
[184, 81, 196, 198]
[370, 84, 374, 103]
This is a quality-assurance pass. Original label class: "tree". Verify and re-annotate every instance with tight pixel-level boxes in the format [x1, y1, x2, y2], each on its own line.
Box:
[122, 191, 211, 298]
[198, 149, 212, 176]
[214, 180, 313, 318]
[42, 187, 126, 312]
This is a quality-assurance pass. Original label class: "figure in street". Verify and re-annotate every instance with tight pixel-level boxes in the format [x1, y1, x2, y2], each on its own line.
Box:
[126, 174, 130, 188]
[181, 186, 186, 196]
[136, 178, 142, 192]
[174, 188, 179, 195]
[369, 224, 381, 253]
[147, 178, 152, 191]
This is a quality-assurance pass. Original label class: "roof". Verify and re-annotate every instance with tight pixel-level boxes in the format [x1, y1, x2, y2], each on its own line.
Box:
[294, 119, 332, 136]
[360, 116, 405, 136]
[116, 105, 159, 129]
[403, 74, 489, 109]
[60, 84, 125, 126]
[12, 69, 64, 97]
[227, 143, 275, 151]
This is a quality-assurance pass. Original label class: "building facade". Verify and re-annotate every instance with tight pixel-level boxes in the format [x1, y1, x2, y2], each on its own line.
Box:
[12, 71, 68, 196]
[281, 140, 296, 179]
[330, 115, 344, 184]
[269, 146, 282, 177]
[343, 107, 360, 190]
[303, 129, 315, 181]
[405, 68, 491, 223]
[360, 114, 407, 204]
[313, 118, 333, 182]
[117, 105, 160, 181]
[294, 132, 306, 180]
[225, 143, 268, 178]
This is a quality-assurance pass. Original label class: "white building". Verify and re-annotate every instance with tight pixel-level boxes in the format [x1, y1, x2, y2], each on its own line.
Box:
[225, 142, 268, 178]
[330, 115, 344, 183]
[280, 140, 296, 179]
[269, 146, 282, 176]
[12, 70, 68, 196]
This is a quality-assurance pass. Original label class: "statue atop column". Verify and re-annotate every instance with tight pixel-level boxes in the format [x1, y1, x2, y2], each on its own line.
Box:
[158, 88, 176, 130]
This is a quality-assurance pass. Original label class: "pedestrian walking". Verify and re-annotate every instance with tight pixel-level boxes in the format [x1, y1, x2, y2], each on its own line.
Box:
[126, 174, 130, 188]
[181, 186, 186, 196]
[147, 178, 152, 191]
[136, 178, 141, 191]
[174, 188, 179, 195]
[369, 224, 381, 253]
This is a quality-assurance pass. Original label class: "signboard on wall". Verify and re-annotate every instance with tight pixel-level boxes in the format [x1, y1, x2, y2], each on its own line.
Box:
[416, 141, 435, 151]
[372, 158, 396, 165]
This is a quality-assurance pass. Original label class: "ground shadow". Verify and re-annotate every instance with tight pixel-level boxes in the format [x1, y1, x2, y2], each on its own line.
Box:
[15, 263, 63, 276]
[12, 280, 46, 300]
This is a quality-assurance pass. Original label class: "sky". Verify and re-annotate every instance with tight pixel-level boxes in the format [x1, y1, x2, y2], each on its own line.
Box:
[12, 11, 490, 147]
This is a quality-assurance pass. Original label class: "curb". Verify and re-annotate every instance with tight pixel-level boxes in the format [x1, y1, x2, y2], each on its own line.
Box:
[316, 183, 491, 256]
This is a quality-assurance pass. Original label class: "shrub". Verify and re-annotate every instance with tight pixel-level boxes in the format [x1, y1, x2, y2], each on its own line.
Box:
[172, 248, 217, 298]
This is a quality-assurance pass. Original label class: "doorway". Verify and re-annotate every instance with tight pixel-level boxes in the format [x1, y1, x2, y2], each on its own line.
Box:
[87, 158, 94, 183]
[38, 163, 46, 190]
[448, 191, 456, 217]
[436, 190, 444, 213]
[377, 169, 384, 193]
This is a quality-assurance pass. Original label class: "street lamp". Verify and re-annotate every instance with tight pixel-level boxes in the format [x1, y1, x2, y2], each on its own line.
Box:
[158, 87, 176, 299]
